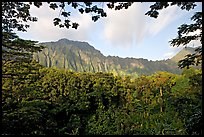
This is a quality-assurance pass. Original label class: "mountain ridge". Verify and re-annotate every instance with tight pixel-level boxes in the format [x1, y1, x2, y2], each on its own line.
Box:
[33, 38, 195, 76]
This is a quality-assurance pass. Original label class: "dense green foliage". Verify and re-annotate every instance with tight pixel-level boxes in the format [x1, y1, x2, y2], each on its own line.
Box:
[2, 2, 202, 135]
[2, 62, 202, 135]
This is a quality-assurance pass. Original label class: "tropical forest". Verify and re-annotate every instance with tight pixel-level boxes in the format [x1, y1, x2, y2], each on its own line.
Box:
[2, 2, 202, 135]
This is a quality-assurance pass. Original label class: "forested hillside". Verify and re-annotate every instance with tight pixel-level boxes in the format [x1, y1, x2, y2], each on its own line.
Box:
[2, 60, 202, 135]
[32, 39, 197, 76]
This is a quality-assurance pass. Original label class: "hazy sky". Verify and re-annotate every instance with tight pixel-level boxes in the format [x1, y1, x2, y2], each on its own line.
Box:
[15, 2, 202, 61]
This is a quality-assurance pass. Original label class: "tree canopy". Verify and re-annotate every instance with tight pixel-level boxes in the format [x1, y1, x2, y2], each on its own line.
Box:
[2, 67, 202, 135]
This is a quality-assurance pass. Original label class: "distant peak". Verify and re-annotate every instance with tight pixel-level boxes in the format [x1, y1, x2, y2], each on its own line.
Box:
[57, 38, 88, 44]
[58, 38, 69, 42]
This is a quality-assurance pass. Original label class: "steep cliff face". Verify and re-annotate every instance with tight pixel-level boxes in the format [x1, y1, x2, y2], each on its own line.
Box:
[33, 39, 196, 76]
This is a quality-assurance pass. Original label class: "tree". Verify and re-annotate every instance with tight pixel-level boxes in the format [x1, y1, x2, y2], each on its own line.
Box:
[2, 2, 202, 135]
[2, 2, 45, 60]
[1, 2, 110, 76]
[2, 2, 44, 78]
[144, 2, 202, 69]
[2, 2, 201, 70]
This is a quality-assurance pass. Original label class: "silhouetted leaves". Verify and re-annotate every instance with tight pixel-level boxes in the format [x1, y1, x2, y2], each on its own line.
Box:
[53, 18, 61, 26]
[146, 2, 196, 18]
[72, 23, 79, 29]
[61, 12, 70, 17]
[49, 3, 58, 10]
[146, 2, 202, 69]
[1, 2, 134, 32]
[178, 46, 202, 69]
[169, 11, 202, 69]
[92, 16, 100, 22]
[110, 2, 134, 11]
[84, 2, 92, 7]
[64, 20, 71, 28]
[59, 2, 65, 9]
[72, 2, 78, 9]
[33, 2, 42, 8]
[145, 10, 159, 18]
[2, 2, 39, 32]
[79, 8, 84, 14]
[107, 2, 115, 9]
[85, 8, 91, 13]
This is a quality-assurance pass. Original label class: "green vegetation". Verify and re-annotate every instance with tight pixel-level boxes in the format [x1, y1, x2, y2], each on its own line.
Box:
[2, 2, 202, 70]
[2, 62, 202, 135]
[2, 2, 202, 135]
[33, 38, 195, 76]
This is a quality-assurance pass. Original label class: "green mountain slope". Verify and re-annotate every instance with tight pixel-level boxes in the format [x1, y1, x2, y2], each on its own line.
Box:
[170, 47, 196, 62]
[33, 39, 195, 76]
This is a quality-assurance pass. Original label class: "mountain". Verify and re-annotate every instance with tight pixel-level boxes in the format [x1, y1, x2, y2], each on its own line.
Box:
[170, 47, 196, 62]
[33, 38, 195, 76]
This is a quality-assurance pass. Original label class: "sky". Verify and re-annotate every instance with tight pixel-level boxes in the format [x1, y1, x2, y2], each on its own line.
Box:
[15, 2, 202, 61]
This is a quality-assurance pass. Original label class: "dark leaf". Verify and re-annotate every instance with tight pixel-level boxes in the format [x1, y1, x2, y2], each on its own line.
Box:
[84, 2, 92, 7]
[61, 12, 70, 17]
[64, 20, 71, 28]
[72, 2, 78, 9]
[49, 3, 58, 10]
[72, 23, 79, 29]
[59, 24, 64, 28]
[53, 18, 61, 22]
[92, 16, 100, 22]
[101, 12, 107, 17]
[53, 18, 61, 26]
[107, 3, 114, 9]
[79, 8, 84, 14]
[59, 2, 65, 8]
[85, 8, 91, 13]
[33, 2, 42, 8]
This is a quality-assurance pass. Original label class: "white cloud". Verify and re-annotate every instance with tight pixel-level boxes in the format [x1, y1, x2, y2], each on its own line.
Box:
[163, 52, 175, 58]
[15, 2, 187, 46]
[102, 2, 186, 48]
[16, 3, 96, 42]
[14, 2, 193, 54]
[103, 2, 148, 48]
[147, 5, 183, 37]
